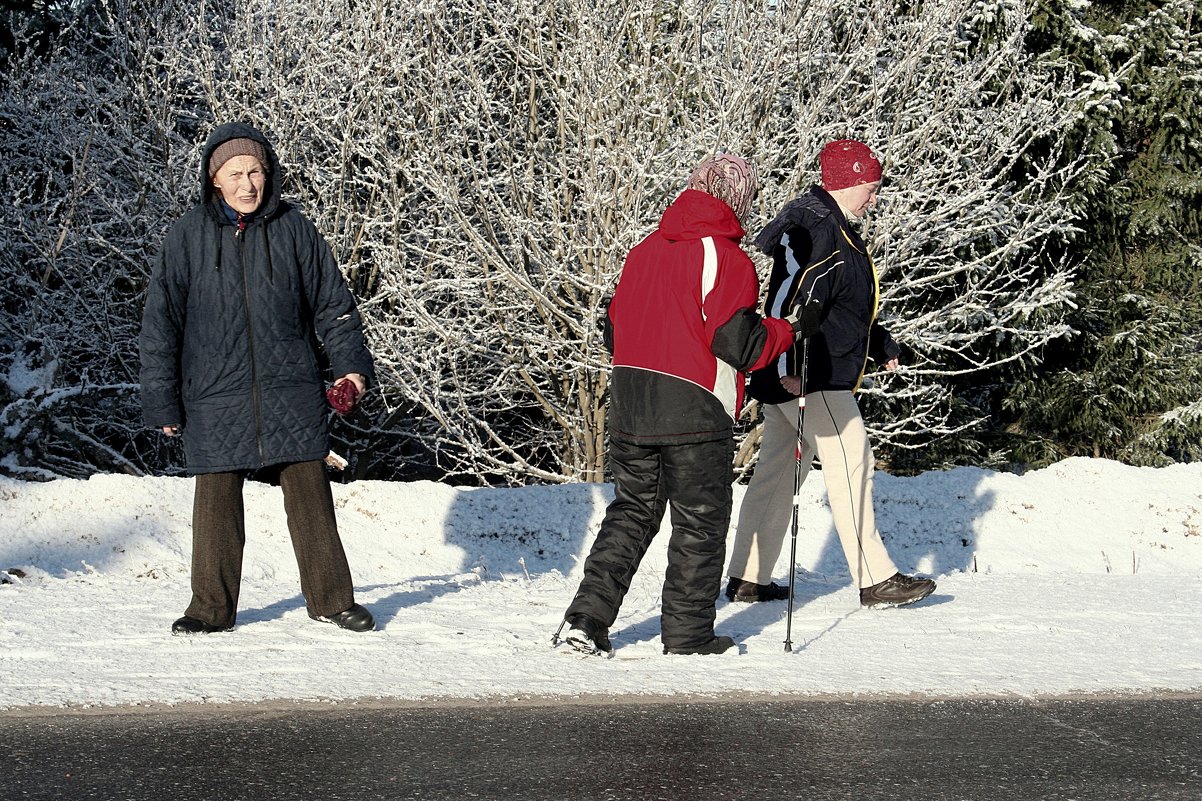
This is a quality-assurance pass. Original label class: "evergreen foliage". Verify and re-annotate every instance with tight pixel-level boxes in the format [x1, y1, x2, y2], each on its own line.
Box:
[999, 0, 1202, 466]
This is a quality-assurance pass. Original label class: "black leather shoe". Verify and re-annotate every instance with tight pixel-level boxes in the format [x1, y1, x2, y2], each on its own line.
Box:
[725, 577, 790, 603]
[563, 613, 613, 654]
[663, 635, 736, 655]
[860, 573, 936, 608]
[309, 603, 375, 632]
[171, 615, 232, 635]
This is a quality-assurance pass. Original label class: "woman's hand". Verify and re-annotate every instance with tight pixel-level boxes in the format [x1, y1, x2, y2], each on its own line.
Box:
[780, 375, 802, 396]
[341, 373, 366, 394]
[327, 374, 366, 414]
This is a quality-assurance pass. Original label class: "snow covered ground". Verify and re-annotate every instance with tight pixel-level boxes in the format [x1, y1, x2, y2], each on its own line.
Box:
[1, 456, 1200, 710]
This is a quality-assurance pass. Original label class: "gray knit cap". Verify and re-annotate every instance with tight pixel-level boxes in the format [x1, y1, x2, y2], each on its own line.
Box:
[208, 138, 269, 178]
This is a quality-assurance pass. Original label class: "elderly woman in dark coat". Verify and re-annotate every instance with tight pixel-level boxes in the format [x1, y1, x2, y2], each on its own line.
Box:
[140, 121, 376, 635]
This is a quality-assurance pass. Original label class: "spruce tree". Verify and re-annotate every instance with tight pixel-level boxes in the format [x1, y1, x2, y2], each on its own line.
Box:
[999, 0, 1202, 466]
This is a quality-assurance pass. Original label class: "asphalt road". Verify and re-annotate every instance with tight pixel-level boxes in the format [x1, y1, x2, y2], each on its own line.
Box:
[3, 695, 1200, 800]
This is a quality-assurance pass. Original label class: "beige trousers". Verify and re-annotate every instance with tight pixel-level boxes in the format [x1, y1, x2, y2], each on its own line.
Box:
[727, 391, 897, 589]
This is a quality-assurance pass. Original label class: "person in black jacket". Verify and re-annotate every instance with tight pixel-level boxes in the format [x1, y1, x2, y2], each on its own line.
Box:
[140, 122, 377, 635]
[725, 139, 936, 608]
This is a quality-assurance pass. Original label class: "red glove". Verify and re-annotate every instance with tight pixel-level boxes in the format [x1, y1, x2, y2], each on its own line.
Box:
[326, 380, 361, 415]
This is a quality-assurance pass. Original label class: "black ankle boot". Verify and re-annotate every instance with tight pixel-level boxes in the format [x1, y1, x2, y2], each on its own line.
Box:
[725, 577, 790, 603]
[309, 603, 375, 632]
[663, 635, 736, 655]
[563, 613, 613, 654]
[171, 615, 232, 635]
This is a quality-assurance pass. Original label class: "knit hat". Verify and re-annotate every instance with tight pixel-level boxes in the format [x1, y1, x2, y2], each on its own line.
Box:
[687, 153, 759, 222]
[208, 137, 269, 178]
[819, 139, 882, 191]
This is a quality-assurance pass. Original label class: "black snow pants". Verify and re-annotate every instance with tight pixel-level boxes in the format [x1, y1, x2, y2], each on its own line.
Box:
[565, 435, 734, 650]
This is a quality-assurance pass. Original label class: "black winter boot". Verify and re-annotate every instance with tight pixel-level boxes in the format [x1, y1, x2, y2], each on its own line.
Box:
[663, 635, 736, 655]
[171, 615, 232, 635]
[725, 577, 790, 603]
[563, 613, 613, 655]
[309, 603, 375, 632]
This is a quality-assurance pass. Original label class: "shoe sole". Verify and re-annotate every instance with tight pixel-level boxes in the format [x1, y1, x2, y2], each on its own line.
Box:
[663, 646, 737, 655]
[727, 594, 789, 603]
[171, 626, 232, 636]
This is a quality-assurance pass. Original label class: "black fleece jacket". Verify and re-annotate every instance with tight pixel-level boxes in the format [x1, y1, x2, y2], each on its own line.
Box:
[748, 186, 899, 405]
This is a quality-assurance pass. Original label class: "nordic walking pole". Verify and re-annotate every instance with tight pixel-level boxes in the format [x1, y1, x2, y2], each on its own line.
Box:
[785, 338, 810, 652]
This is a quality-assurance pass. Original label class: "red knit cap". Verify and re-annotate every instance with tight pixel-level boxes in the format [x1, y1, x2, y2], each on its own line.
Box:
[820, 139, 882, 191]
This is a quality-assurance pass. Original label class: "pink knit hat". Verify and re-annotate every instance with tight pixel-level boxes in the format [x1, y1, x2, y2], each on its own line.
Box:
[687, 153, 759, 221]
[820, 140, 882, 191]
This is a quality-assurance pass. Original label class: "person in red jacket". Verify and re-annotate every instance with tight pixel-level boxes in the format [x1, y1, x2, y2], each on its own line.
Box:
[559, 154, 801, 656]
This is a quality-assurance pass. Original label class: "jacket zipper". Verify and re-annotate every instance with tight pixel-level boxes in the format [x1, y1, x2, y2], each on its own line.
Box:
[236, 221, 267, 466]
[839, 226, 879, 391]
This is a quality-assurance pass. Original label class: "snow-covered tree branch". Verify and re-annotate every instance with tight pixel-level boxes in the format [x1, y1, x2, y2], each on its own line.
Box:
[0, 0, 1099, 482]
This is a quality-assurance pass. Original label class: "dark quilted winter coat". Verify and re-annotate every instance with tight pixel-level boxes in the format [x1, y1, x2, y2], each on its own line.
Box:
[139, 122, 375, 474]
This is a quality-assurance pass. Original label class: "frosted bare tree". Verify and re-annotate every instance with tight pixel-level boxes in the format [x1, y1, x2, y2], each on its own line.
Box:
[0, 7, 188, 478]
[0, 0, 1098, 482]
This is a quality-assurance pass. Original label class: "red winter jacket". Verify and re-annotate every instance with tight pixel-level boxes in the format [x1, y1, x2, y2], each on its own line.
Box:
[606, 189, 795, 445]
